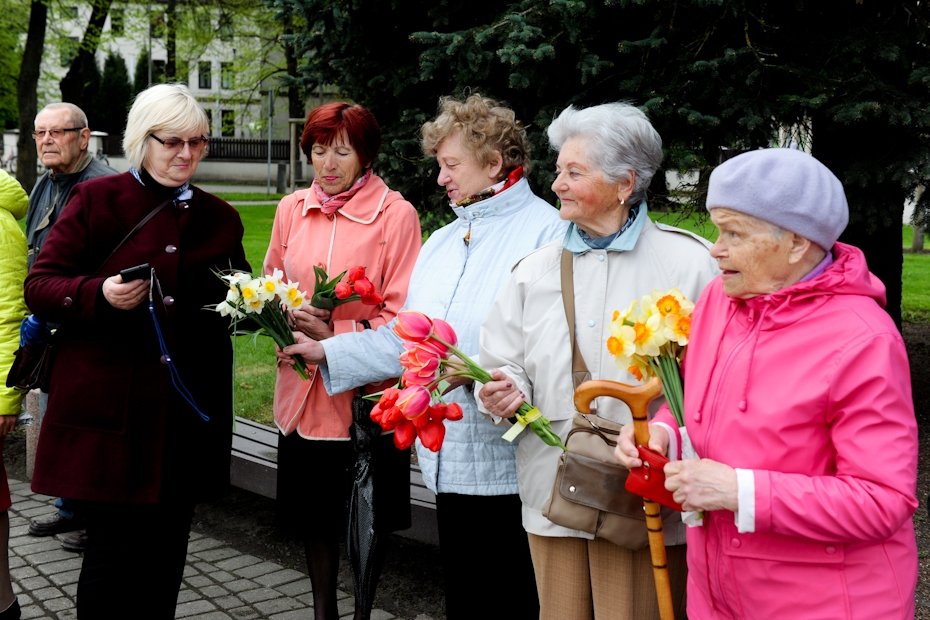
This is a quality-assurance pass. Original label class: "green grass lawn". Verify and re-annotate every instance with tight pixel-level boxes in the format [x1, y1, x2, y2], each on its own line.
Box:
[214, 192, 285, 202]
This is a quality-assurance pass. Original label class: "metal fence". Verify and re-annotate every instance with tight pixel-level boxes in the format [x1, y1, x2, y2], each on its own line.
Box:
[206, 138, 291, 161]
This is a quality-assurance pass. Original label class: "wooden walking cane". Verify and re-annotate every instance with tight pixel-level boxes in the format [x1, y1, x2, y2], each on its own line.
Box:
[573, 376, 675, 620]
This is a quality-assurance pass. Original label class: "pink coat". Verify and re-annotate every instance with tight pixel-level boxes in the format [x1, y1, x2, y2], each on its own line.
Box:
[264, 175, 421, 438]
[657, 242, 918, 619]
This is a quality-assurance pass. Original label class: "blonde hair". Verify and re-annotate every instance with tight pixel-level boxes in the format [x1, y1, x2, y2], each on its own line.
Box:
[421, 94, 531, 177]
[122, 83, 209, 170]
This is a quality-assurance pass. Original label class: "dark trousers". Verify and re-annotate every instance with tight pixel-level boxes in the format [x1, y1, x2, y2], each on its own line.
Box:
[77, 501, 195, 619]
[436, 493, 539, 620]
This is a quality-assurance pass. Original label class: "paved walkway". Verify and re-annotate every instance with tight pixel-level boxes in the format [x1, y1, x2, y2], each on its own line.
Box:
[5, 478, 403, 620]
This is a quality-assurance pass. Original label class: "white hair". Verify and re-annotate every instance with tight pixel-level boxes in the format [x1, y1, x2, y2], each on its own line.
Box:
[35, 103, 88, 128]
[547, 102, 663, 205]
[122, 83, 208, 170]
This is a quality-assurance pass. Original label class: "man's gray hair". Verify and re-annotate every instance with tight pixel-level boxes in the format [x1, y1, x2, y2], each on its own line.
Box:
[547, 102, 663, 205]
[35, 103, 88, 128]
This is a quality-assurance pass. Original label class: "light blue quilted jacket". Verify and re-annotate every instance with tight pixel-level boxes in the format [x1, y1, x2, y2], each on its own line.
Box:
[321, 178, 566, 494]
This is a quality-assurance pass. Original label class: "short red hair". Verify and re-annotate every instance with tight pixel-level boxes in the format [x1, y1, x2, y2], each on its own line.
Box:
[300, 103, 382, 168]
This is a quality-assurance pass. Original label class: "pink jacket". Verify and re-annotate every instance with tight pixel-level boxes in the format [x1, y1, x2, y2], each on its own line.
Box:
[656, 242, 917, 619]
[264, 174, 421, 438]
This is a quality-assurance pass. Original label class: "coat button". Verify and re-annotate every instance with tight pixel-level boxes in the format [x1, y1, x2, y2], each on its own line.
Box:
[731, 538, 741, 548]
[160, 355, 169, 365]
[177, 201, 189, 210]
[598, 254, 605, 262]
[825, 546, 836, 554]
[164, 296, 175, 306]
[694, 411, 702, 422]
[61, 296, 72, 308]
[588, 320, 595, 327]
[165, 245, 178, 253]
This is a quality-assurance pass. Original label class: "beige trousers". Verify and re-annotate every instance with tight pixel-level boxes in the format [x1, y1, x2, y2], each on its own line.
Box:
[527, 534, 687, 620]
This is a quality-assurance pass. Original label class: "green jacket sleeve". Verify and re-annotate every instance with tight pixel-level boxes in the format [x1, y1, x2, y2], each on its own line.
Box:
[0, 171, 30, 415]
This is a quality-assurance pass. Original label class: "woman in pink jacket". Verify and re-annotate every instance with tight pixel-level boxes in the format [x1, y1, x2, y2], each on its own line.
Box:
[616, 147, 918, 619]
[264, 103, 421, 620]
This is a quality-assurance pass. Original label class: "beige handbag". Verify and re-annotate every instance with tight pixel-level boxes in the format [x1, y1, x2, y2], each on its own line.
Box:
[540, 249, 650, 550]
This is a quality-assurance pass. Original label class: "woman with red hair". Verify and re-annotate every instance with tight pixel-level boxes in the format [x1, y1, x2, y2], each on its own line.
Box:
[264, 102, 421, 620]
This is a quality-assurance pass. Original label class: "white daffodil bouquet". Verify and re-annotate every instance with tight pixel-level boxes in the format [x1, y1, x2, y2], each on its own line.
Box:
[606, 288, 694, 426]
[216, 268, 310, 379]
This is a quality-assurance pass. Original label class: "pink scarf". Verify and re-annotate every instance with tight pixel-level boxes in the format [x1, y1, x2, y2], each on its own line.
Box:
[312, 168, 373, 215]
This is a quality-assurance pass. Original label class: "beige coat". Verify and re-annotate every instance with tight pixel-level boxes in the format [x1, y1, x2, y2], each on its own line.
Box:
[479, 215, 719, 538]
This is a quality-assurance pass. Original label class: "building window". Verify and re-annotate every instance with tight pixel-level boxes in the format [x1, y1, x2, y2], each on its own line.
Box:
[60, 37, 79, 68]
[198, 62, 212, 90]
[220, 63, 234, 90]
[150, 12, 165, 38]
[152, 59, 166, 83]
[110, 8, 124, 34]
[205, 109, 213, 136]
[65, 6, 78, 19]
[221, 110, 235, 137]
[218, 14, 233, 41]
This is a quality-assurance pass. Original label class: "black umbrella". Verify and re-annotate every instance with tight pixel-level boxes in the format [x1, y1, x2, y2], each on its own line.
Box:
[347, 391, 382, 617]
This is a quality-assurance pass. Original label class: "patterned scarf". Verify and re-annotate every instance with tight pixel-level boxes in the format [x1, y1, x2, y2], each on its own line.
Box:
[312, 168, 373, 215]
[454, 166, 524, 208]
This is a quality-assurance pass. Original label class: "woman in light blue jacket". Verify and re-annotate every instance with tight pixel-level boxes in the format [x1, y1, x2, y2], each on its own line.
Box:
[285, 94, 566, 620]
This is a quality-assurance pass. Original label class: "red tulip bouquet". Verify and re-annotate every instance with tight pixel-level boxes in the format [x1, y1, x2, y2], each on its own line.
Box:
[311, 265, 383, 309]
[371, 311, 565, 452]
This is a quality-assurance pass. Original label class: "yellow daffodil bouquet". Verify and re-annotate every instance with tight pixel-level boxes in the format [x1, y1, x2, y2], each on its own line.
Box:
[606, 288, 694, 427]
[214, 268, 310, 380]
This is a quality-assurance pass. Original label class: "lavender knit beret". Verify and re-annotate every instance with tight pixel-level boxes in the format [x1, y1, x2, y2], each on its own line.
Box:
[706, 148, 849, 250]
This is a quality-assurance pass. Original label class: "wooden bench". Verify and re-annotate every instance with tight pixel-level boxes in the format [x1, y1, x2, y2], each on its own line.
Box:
[231, 417, 439, 544]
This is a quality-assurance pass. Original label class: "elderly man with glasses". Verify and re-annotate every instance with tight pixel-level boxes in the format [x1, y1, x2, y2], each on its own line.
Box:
[23, 102, 116, 554]
[26, 103, 117, 269]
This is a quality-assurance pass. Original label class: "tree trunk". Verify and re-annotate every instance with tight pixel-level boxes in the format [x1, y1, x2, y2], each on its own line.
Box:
[814, 118, 905, 330]
[60, 0, 112, 105]
[165, 0, 177, 80]
[283, 12, 303, 121]
[16, 0, 47, 192]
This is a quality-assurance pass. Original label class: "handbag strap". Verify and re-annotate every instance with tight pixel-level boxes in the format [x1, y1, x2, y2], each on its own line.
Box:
[93, 196, 174, 276]
[561, 249, 591, 389]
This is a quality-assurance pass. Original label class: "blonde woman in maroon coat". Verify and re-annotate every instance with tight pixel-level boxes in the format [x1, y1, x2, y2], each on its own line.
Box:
[25, 84, 249, 619]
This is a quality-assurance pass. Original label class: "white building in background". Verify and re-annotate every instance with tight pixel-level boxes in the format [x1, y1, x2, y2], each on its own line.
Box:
[37, 1, 295, 141]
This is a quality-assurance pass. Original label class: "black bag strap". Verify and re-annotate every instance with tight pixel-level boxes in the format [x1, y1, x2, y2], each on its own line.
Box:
[561, 249, 591, 389]
[93, 196, 173, 276]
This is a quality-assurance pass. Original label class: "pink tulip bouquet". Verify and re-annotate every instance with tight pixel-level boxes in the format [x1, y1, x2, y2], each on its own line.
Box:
[371, 311, 565, 452]
[311, 265, 383, 309]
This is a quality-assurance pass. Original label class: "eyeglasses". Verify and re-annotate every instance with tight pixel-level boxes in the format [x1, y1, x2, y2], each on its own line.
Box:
[31, 127, 84, 140]
[149, 134, 208, 151]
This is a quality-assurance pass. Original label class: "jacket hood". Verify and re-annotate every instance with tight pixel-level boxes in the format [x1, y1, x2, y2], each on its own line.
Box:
[0, 169, 28, 220]
[741, 242, 884, 330]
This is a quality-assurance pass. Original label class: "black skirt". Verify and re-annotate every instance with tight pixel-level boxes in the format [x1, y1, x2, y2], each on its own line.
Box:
[276, 430, 411, 536]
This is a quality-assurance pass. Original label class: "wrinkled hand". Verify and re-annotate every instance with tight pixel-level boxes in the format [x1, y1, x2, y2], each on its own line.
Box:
[290, 306, 333, 340]
[0, 415, 16, 437]
[477, 369, 524, 419]
[614, 424, 669, 469]
[664, 458, 738, 513]
[279, 332, 326, 366]
[441, 357, 473, 394]
[102, 275, 148, 310]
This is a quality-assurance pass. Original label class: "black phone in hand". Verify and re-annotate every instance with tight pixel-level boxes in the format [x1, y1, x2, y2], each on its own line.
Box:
[119, 263, 151, 282]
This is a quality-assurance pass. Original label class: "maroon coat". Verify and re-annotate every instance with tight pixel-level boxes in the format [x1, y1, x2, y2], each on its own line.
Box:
[25, 172, 249, 504]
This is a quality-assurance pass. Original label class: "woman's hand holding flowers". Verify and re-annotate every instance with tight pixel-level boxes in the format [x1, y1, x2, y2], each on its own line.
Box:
[664, 459, 738, 513]
[613, 423, 669, 470]
[280, 332, 326, 366]
[103, 274, 149, 310]
[290, 305, 333, 340]
[477, 369, 525, 419]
